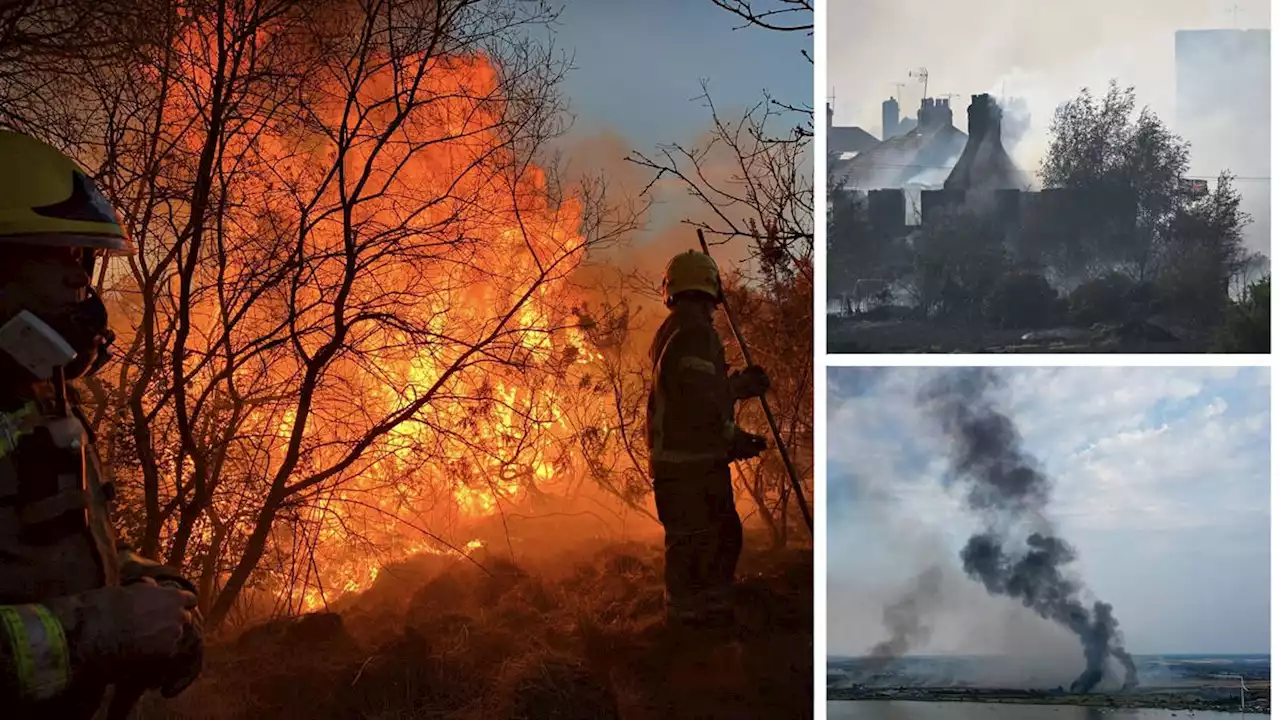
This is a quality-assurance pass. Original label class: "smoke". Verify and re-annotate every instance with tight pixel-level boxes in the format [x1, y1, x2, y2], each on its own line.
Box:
[864, 566, 945, 671]
[997, 96, 1032, 152]
[918, 368, 1137, 693]
[829, 0, 1271, 253]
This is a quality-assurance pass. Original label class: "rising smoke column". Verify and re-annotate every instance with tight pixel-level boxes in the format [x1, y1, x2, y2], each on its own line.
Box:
[918, 368, 1137, 693]
[859, 566, 945, 680]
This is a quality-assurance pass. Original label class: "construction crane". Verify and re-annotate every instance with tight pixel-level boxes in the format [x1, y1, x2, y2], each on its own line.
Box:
[890, 81, 907, 104]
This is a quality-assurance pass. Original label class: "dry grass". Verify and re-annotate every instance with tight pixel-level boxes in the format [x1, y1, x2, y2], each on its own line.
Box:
[133, 535, 812, 719]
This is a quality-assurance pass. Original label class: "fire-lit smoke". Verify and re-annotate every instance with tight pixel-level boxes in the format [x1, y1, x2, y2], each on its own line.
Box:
[917, 368, 1137, 693]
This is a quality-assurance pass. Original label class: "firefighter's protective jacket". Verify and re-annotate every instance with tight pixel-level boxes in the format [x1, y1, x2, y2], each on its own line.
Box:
[0, 386, 182, 716]
[646, 304, 736, 478]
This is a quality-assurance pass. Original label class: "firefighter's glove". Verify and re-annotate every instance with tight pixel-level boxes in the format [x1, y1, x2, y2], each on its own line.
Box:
[159, 595, 203, 698]
[48, 584, 197, 682]
[119, 568, 202, 691]
[729, 428, 768, 461]
[119, 558, 204, 696]
[729, 365, 770, 400]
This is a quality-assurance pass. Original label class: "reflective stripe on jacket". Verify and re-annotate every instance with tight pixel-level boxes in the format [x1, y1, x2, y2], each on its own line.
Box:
[0, 603, 69, 701]
[0, 387, 121, 716]
[646, 305, 735, 477]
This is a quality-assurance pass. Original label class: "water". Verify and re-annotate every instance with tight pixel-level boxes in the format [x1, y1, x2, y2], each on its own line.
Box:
[828, 702, 1263, 719]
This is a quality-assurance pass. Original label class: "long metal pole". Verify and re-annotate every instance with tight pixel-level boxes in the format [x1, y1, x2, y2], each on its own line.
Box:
[698, 229, 812, 536]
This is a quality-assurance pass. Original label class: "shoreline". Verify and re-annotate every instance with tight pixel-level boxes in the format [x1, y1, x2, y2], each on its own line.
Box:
[827, 686, 1271, 714]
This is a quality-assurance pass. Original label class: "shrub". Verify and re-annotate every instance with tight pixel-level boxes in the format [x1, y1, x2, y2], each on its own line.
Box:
[1217, 275, 1270, 353]
[1067, 273, 1153, 325]
[984, 272, 1064, 329]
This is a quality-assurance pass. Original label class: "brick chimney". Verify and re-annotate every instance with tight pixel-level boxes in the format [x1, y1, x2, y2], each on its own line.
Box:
[917, 97, 955, 132]
[966, 93, 1002, 144]
[882, 97, 900, 139]
[945, 93, 1023, 192]
[918, 98, 933, 130]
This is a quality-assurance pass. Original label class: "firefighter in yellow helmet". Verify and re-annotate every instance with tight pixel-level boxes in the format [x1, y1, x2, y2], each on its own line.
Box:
[646, 250, 769, 626]
[0, 130, 202, 717]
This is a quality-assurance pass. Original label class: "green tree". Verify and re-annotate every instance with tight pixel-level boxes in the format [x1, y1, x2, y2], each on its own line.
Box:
[1039, 81, 1189, 281]
[1158, 172, 1250, 324]
[1038, 81, 1252, 330]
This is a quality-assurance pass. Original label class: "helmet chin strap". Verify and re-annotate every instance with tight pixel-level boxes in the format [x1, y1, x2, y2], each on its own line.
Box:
[62, 286, 113, 379]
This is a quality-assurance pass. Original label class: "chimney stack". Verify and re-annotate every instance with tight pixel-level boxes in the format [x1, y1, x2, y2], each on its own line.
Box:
[966, 93, 1002, 144]
[882, 97, 900, 140]
[944, 93, 1023, 192]
[918, 97, 955, 131]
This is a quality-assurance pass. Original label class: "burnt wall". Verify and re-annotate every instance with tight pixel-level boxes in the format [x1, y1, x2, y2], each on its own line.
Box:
[868, 189, 907, 234]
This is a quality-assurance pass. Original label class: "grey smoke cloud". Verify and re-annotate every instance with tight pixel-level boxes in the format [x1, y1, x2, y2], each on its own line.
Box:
[829, 0, 1270, 251]
[866, 566, 945, 666]
[919, 368, 1138, 693]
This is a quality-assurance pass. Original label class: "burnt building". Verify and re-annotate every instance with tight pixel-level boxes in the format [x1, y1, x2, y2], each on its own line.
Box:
[854, 94, 1135, 243]
[941, 93, 1026, 192]
[830, 97, 967, 192]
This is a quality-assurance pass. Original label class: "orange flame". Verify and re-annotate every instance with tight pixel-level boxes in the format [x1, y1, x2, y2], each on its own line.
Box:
[125, 29, 616, 610]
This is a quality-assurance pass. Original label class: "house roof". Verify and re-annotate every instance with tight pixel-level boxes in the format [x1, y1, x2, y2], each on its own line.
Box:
[831, 123, 968, 190]
[828, 126, 880, 156]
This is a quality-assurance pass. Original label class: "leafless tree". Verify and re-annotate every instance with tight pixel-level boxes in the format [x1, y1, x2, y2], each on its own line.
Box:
[622, 1, 814, 545]
[0, 0, 164, 139]
[23, 0, 635, 630]
[709, 0, 813, 64]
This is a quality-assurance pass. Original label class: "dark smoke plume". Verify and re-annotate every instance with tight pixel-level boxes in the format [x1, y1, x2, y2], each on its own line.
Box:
[919, 369, 1137, 693]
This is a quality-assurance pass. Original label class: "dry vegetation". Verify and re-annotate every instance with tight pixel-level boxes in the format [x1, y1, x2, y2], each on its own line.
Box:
[134, 533, 812, 719]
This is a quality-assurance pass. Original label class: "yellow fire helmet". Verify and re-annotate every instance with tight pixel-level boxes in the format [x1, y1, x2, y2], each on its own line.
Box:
[662, 250, 722, 307]
[0, 130, 132, 253]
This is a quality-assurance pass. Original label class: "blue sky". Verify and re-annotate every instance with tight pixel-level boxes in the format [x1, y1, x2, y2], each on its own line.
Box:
[828, 367, 1270, 658]
[554, 0, 811, 151]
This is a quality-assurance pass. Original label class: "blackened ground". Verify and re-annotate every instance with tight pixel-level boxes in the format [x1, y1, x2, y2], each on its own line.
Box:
[827, 317, 1209, 354]
[134, 535, 812, 720]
